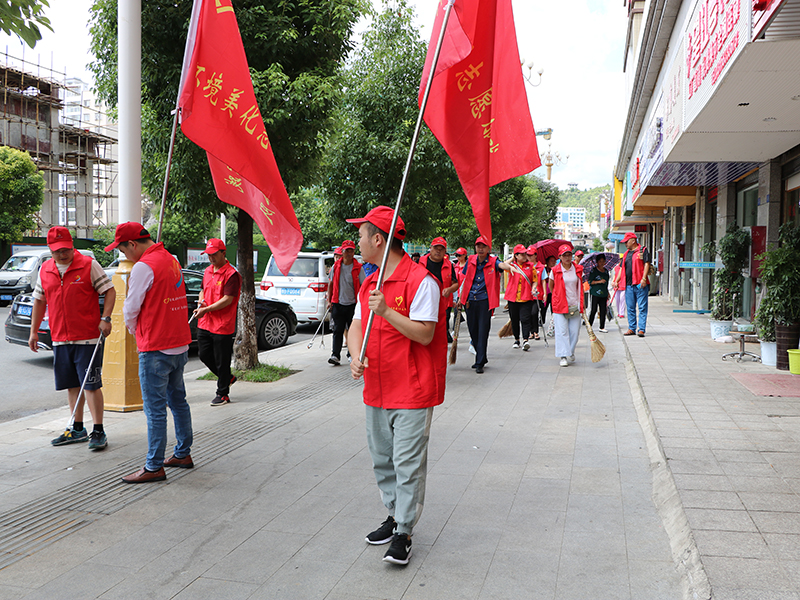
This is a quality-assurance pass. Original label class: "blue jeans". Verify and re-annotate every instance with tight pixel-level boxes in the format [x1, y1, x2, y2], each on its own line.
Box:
[625, 284, 650, 333]
[138, 351, 193, 471]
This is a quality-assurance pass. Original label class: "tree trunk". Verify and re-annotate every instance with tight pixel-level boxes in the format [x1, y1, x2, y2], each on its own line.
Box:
[234, 209, 259, 370]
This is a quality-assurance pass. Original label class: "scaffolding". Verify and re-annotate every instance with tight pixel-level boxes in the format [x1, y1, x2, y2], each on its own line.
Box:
[0, 51, 118, 238]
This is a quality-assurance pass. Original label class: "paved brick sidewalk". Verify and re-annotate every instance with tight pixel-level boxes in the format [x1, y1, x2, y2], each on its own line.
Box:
[0, 312, 683, 600]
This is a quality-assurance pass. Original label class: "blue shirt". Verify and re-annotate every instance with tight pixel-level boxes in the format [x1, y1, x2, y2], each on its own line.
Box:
[463, 257, 489, 302]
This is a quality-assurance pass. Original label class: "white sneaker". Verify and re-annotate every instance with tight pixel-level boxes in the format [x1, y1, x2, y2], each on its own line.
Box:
[598, 328, 608, 333]
[522, 340, 530, 351]
[569, 354, 576, 363]
[468, 342, 476, 355]
[560, 357, 569, 367]
[512, 341, 520, 349]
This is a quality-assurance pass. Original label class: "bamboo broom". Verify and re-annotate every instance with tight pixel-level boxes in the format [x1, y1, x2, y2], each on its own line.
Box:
[448, 303, 463, 365]
[581, 311, 606, 363]
[497, 319, 513, 338]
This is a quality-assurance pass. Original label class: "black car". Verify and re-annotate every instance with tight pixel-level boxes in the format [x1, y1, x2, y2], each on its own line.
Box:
[4, 269, 297, 351]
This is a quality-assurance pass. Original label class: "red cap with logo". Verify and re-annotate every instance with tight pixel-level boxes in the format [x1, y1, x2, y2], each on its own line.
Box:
[431, 237, 447, 248]
[558, 244, 574, 256]
[513, 244, 527, 254]
[333, 247, 342, 256]
[475, 235, 491, 247]
[47, 226, 73, 251]
[526, 245, 537, 255]
[574, 249, 584, 257]
[202, 238, 226, 255]
[104, 222, 151, 252]
[622, 232, 638, 243]
[340, 239, 356, 251]
[455, 247, 467, 255]
[346, 206, 406, 240]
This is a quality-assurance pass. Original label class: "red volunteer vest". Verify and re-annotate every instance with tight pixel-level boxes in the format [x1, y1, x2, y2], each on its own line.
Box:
[39, 252, 100, 342]
[535, 262, 546, 299]
[503, 261, 537, 303]
[199, 261, 240, 335]
[459, 254, 501, 310]
[551, 262, 585, 315]
[419, 254, 455, 308]
[614, 264, 626, 291]
[622, 245, 647, 286]
[359, 254, 447, 410]
[330, 258, 361, 304]
[135, 243, 192, 352]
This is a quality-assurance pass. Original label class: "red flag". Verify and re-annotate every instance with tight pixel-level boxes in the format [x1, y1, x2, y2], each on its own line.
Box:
[177, 0, 302, 275]
[420, 0, 541, 246]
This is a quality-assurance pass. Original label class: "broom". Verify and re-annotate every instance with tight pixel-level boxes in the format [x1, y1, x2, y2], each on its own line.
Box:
[448, 303, 463, 365]
[581, 311, 605, 362]
[498, 317, 513, 338]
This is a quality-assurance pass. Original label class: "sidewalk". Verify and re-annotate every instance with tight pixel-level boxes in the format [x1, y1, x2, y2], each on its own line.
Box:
[0, 297, 779, 600]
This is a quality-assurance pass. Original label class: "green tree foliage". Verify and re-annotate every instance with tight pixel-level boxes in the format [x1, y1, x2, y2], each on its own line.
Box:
[560, 184, 611, 223]
[0, 146, 45, 242]
[0, 0, 51, 48]
[88, 0, 364, 368]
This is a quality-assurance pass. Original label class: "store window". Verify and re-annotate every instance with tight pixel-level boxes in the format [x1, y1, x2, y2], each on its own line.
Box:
[737, 183, 758, 227]
[783, 172, 800, 228]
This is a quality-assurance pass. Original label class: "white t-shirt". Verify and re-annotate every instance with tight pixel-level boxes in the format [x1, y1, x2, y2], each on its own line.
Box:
[562, 265, 580, 308]
[354, 274, 440, 323]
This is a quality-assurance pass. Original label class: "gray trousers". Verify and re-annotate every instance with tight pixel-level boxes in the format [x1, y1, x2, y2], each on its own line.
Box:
[365, 405, 434, 535]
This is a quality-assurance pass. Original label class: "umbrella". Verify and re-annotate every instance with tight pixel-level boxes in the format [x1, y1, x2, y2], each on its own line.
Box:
[580, 252, 620, 282]
[533, 239, 573, 262]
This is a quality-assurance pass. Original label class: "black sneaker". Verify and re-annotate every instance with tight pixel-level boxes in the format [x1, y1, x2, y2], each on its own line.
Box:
[365, 515, 396, 545]
[51, 427, 89, 446]
[383, 533, 412, 565]
[328, 355, 340, 366]
[229, 374, 238, 387]
[211, 395, 231, 406]
[88, 430, 107, 450]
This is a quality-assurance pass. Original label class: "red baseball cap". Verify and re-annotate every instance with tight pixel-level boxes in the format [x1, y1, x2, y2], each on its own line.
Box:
[622, 232, 638, 242]
[526, 245, 537, 255]
[558, 244, 574, 256]
[105, 222, 151, 252]
[513, 244, 527, 254]
[346, 206, 406, 241]
[431, 236, 447, 248]
[574, 250, 584, 257]
[202, 238, 226, 254]
[47, 226, 73, 251]
[340, 239, 356, 251]
[475, 235, 491, 247]
[455, 247, 467, 255]
[333, 247, 342, 256]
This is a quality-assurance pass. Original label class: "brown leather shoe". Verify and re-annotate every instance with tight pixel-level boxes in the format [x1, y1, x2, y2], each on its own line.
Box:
[637, 330, 645, 337]
[121, 467, 166, 484]
[623, 329, 636, 336]
[163, 454, 194, 469]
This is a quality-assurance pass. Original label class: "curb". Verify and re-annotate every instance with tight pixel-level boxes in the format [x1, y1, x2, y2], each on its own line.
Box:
[616, 315, 713, 600]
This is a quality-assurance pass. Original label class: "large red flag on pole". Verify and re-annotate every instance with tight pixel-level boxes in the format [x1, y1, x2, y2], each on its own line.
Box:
[420, 0, 541, 246]
[177, 0, 302, 275]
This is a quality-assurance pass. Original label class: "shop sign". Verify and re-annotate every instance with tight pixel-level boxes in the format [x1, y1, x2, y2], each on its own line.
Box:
[752, 0, 785, 39]
[662, 43, 684, 158]
[684, 0, 749, 125]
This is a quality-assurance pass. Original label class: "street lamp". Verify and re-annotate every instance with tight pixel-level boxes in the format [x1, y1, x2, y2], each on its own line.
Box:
[541, 142, 568, 181]
[520, 58, 543, 87]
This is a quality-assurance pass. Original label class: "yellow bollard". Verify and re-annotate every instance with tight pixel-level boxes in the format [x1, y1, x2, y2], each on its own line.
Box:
[102, 259, 143, 412]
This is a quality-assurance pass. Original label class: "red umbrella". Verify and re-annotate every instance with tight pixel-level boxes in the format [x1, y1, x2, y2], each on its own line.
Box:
[534, 239, 573, 262]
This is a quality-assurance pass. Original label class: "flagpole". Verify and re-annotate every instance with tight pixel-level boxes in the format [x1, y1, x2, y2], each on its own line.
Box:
[156, 107, 180, 243]
[359, 0, 456, 363]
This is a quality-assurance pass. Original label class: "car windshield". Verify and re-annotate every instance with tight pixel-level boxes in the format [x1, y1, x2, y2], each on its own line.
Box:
[267, 257, 318, 278]
[1, 255, 40, 272]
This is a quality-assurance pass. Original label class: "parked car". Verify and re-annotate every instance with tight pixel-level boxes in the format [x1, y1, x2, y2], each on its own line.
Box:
[185, 260, 211, 272]
[5, 269, 297, 351]
[0, 248, 95, 306]
[256, 251, 345, 324]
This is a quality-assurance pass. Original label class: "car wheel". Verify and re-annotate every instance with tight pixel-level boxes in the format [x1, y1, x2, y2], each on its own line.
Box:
[258, 313, 289, 349]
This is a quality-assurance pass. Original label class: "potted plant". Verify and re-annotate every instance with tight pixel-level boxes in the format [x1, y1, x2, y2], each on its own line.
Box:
[758, 224, 800, 370]
[754, 292, 777, 366]
[702, 223, 750, 339]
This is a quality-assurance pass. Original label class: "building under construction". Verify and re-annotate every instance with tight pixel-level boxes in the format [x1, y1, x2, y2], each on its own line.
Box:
[0, 57, 117, 238]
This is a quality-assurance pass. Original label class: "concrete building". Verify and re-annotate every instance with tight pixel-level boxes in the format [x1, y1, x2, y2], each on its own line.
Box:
[0, 58, 118, 238]
[611, 0, 800, 317]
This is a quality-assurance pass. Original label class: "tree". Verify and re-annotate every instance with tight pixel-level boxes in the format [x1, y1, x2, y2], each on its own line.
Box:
[0, 146, 45, 242]
[88, 0, 364, 368]
[0, 0, 51, 48]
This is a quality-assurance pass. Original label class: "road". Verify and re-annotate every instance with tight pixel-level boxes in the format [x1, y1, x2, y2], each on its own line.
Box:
[0, 305, 318, 424]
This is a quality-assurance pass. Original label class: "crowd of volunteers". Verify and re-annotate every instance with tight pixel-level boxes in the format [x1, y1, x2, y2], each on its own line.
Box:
[27, 212, 651, 567]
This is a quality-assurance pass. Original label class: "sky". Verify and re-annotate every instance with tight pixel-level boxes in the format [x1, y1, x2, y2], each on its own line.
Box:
[0, 0, 628, 191]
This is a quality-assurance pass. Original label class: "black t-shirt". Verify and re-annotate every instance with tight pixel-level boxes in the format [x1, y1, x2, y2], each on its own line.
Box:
[625, 246, 651, 286]
[425, 257, 444, 284]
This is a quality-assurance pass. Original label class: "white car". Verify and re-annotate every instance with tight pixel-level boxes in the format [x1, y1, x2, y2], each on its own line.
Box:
[0, 247, 95, 306]
[256, 251, 340, 324]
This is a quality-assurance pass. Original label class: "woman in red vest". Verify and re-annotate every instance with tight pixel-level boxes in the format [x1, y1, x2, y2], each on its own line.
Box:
[550, 244, 584, 367]
[504, 244, 539, 350]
